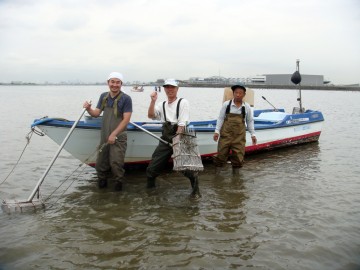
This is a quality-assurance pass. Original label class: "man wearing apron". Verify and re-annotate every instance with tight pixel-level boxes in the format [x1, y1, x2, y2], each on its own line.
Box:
[213, 84, 257, 175]
[83, 72, 132, 191]
[146, 79, 200, 197]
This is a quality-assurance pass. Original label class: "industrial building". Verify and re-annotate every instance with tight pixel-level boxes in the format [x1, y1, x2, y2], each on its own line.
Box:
[253, 74, 328, 86]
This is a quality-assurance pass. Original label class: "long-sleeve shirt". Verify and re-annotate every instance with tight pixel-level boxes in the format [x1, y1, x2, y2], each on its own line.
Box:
[215, 99, 256, 137]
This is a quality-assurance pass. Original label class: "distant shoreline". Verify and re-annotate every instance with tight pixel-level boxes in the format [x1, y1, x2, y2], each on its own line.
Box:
[1, 83, 359, 91]
[179, 83, 360, 91]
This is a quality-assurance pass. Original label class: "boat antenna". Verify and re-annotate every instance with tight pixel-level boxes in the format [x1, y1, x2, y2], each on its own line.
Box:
[291, 59, 303, 112]
[261, 96, 278, 111]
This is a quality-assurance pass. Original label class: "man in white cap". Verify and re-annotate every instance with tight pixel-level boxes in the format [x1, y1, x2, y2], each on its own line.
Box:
[146, 79, 200, 197]
[83, 72, 132, 191]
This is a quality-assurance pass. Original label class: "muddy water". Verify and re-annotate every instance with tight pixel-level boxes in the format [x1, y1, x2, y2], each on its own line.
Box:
[0, 86, 359, 269]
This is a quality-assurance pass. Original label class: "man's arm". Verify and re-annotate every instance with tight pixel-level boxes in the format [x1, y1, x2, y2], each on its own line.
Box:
[246, 104, 257, 145]
[213, 103, 226, 141]
[148, 91, 157, 119]
[83, 101, 102, 117]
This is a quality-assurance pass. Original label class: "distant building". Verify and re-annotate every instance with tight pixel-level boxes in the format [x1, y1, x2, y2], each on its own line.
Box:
[187, 76, 229, 85]
[154, 79, 165, 86]
[11, 81, 23, 85]
[250, 76, 266, 84]
[203, 76, 227, 83]
[262, 74, 327, 86]
[185, 73, 330, 87]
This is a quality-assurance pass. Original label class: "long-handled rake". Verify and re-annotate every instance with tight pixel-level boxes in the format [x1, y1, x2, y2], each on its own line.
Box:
[1, 107, 87, 213]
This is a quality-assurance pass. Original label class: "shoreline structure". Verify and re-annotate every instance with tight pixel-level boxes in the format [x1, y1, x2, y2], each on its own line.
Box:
[179, 83, 360, 91]
[1, 83, 359, 91]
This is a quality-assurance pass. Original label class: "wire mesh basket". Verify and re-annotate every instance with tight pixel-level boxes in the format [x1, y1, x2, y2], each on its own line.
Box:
[172, 126, 204, 172]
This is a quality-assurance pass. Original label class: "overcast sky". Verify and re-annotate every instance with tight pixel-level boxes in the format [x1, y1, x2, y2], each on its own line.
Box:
[0, 0, 359, 84]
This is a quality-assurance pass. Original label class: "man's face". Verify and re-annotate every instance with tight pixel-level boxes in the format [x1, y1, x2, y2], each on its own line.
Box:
[233, 88, 246, 102]
[108, 78, 122, 93]
[164, 85, 178, 99]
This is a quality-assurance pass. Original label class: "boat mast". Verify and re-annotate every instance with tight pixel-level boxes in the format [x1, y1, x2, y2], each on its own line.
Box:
[291, 59, 303, 113]
[296, 60, 303, 112]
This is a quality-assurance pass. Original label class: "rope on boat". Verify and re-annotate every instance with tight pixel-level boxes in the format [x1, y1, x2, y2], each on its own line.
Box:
[0, 128, 44, 187]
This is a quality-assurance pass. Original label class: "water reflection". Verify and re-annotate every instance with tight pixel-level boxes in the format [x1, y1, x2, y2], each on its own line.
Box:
[23, 157, 261, 268]
[245, 142, 321, 180]
[12, 142, 322, 268]
[1, 138, 323, 269]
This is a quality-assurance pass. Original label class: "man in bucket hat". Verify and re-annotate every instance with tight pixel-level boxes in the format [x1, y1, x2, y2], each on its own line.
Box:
[213, 83, 257, 175]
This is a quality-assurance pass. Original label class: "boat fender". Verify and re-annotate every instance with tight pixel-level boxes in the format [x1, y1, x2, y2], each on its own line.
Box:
[291, 71, 302, 85]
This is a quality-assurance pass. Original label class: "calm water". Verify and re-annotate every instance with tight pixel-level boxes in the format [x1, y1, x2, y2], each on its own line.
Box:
[0, 86, 360, 270]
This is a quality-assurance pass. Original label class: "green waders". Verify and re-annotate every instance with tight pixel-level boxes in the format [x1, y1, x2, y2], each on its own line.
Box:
[214, 113, 246, 168]
[96, 105, 127, 188]
[146, 122, 200, 197]
[146, 121, 176, 180]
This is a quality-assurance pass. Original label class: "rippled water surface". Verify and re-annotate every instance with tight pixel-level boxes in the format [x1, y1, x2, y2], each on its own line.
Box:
[0, 86, 359, 269]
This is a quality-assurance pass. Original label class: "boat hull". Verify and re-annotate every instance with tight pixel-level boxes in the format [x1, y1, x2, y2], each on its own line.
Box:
[32, 110, 324, 166]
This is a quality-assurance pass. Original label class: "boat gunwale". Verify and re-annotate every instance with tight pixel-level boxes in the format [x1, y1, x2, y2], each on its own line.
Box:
[31, 110, 324, 132]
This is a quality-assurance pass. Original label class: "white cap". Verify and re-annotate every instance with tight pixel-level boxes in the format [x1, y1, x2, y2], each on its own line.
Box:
[163, 79, 178, 87]
[107, 72, 124, 82]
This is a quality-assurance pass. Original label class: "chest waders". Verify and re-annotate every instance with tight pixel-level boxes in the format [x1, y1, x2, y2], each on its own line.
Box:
[214, 100, 246, 168]
[160, 98, 182, 143]
[95, 92, 127, 186]
[146, 99, 200, 197]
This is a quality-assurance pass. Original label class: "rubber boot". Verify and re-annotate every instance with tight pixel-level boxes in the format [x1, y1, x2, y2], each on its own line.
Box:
[98, 179, 107, 189]
[114, 180, 122, 191]
[147, 177, 156, 188]
[215, 166, 222, 175]
[189, 176, 201, 198]
[232, 167, 240, 175]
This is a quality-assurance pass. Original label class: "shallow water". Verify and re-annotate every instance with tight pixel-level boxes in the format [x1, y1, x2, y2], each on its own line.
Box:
[0, 86, 359, 269]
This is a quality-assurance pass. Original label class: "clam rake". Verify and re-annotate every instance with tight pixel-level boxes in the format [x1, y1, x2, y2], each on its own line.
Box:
[1, 108, 87, 214]
[130, 122, 203, 172]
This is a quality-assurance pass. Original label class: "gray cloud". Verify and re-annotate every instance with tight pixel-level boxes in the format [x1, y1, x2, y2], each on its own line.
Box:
[0, 0, 359, 84]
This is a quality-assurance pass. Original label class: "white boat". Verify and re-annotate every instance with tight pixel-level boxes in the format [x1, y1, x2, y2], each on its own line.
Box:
[31, 61, 324, 167]
[31, 108, 324, 167]
[131, 86, 144, 92]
